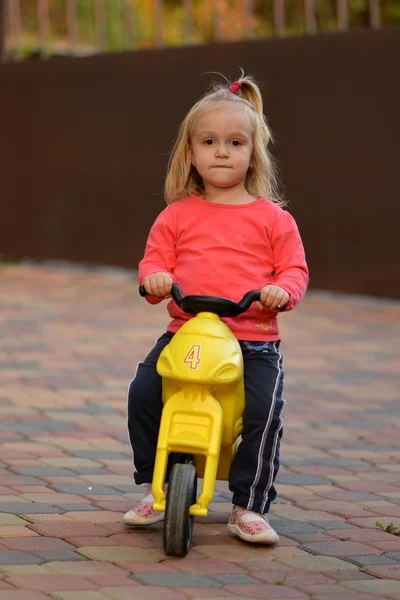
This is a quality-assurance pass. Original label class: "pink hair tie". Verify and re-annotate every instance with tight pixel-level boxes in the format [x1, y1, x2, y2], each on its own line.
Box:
[228, 81, 241, 94]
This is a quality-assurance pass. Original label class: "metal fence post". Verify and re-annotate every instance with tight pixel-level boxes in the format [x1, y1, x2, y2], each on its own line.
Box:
[274, 0, 285, 37]
[95, 0, 107, 51]
[0, 0, 8, 62]
[305, 0, 317, 34]
[213, 0, 222, 42]
[337, 0, 349, 31]
[369, 0, 381, 29]
[38, 0, 50, 58]
[123, 0, 134, 50]
[66, 0, 77, 55]
[153, 0, 163, 47]
[244, 0, 254, 40]
[9, 0, 22, 59]
[183, 0, 193, 45]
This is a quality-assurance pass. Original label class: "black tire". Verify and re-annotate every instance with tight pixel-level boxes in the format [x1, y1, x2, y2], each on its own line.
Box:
[163, 462, 197, 557]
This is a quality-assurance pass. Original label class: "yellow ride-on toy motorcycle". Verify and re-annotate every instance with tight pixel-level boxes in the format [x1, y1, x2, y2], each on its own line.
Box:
[139, 283, 260, 556]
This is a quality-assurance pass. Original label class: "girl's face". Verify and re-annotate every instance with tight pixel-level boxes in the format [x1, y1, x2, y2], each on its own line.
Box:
[190, 106, 253, 192]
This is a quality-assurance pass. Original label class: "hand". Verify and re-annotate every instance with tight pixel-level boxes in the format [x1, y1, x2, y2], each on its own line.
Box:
[143, 272, 174, 298]
[258, 285, 289, 310]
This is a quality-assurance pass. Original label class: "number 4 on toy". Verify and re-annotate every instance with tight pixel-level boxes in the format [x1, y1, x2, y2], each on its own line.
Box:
[184, 345, 201, 369]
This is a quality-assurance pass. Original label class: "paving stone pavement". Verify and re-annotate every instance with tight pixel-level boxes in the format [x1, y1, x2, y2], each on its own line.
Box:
[0, 262, 399, 600]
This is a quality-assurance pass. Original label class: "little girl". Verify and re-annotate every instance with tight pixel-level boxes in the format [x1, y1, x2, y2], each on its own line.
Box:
[123, 72, 309, 545]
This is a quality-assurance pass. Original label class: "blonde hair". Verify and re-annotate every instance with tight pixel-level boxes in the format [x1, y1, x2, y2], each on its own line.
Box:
[165, 71, 283, 206]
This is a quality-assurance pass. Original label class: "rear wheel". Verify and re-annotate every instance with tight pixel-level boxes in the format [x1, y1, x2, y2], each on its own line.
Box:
[163, 462, 197, 557]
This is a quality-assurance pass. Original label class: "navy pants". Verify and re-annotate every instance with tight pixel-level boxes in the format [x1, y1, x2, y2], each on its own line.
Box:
[127, 332, 285, 514]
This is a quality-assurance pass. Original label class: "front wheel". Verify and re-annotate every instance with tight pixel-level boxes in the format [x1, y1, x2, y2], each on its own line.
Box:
[163, 462, 197, 557]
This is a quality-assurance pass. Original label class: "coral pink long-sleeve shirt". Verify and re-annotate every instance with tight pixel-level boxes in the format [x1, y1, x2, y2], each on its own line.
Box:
[139, 194, 309, 341]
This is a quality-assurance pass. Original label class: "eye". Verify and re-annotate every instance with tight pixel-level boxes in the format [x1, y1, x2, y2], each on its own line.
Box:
[203, 139, 214, 145]
[231, 140, 242, 147]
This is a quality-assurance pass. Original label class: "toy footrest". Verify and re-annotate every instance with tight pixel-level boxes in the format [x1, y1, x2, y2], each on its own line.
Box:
[190, 504, 208, 517]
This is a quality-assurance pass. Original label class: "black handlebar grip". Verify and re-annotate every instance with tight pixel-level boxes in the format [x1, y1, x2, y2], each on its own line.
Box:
[139, 285, 147, 297]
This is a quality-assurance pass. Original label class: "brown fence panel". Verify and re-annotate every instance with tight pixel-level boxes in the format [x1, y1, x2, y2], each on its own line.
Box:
[0, 28, 399, 298]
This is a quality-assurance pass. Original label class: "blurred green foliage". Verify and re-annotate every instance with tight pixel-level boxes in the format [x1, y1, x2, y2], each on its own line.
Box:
[7, 0, 400, 58]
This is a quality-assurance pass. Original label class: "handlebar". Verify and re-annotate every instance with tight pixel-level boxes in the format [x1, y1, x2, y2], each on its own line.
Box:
[139, 283, 261, 318]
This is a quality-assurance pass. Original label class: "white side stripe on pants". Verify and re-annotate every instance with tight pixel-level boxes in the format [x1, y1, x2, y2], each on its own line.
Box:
[247, 341, 283, 511]
[261, 397, 285, 513]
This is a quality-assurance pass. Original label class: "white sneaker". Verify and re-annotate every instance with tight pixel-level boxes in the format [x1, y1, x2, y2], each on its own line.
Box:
[227, 505, 279, 545]
[122, 485, 165, 526]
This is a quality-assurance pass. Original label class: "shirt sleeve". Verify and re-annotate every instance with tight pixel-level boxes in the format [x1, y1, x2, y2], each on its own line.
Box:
[269, 208, 309, 311]
[138, 206, 177, 304]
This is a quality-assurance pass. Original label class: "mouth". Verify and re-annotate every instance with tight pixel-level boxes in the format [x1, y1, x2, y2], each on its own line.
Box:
[212, 165, 231, 169]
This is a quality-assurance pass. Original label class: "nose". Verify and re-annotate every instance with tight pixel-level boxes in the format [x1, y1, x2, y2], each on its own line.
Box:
[215, 144, 229, 158]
